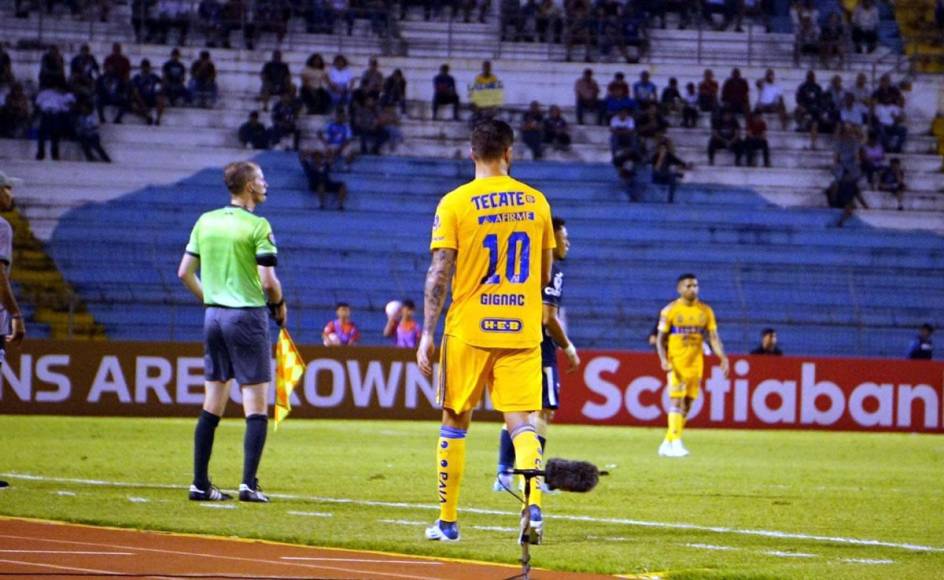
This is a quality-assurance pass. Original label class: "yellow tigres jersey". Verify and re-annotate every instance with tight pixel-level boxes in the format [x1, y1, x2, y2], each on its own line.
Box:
[430, 175, 555, 349]
[658, 299, 718, 371]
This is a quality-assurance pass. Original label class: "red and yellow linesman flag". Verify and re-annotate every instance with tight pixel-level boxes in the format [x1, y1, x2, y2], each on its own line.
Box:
[274, 328, 306, 430]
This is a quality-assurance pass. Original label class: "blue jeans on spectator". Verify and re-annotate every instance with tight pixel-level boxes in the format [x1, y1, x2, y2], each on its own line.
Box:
[877, 123, 907, 153]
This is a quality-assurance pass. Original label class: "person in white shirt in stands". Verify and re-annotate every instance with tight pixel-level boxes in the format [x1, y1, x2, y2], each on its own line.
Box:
[35, 80, 75, 161]
[873, 100, 907, 153]
[609, 107, 637, 157]
[852, 0, 880, 54]
[327, 54, 354, 108]
[753, 68, 787, 130]
[839, 93, 868, 129]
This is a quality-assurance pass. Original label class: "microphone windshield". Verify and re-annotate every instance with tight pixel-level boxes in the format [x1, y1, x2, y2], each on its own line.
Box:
[544, 458, 600, 493]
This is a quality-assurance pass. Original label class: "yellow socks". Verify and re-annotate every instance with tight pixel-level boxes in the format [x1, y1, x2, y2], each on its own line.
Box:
[667, 408, 685, 442]
[510, 423, 543, 508]
[437, 426, 466, 522]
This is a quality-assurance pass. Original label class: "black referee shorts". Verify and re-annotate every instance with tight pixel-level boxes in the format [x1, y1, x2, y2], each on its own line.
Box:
[203, 307, 272, 385]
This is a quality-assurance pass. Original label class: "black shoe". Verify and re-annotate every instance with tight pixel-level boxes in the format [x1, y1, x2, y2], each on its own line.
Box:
[189, 482, 232, 501]
[238, 480, 269, 503]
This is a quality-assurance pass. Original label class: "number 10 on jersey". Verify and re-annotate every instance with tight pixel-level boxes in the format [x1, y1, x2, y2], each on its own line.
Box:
[482, 232, 530, 285]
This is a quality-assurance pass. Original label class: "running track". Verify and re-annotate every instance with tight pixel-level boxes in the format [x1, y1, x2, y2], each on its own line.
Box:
[0, 518, 614, 579]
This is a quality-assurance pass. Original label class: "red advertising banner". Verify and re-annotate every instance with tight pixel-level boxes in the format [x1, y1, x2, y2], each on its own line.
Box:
[1, 341, 941, 433]
[555, 351, 944, 433]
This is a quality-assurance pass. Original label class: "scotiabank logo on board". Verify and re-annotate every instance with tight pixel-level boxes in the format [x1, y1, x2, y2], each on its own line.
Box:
[555, 351, 944, 433]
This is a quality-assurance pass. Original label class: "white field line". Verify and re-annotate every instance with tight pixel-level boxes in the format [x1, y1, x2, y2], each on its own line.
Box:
[842, 558, 895, 565]
[470, 526, 518, 533]
[587, 535, 628, 542]
[200, 504, 236, 510]
[763, 550, 817, 559]
[0, 550, 134, 555]
[55, 490, 76, 496]
[280, 557, 441, 565]
[286, 511, 333, 518]
[3, 472, 943, 554]
[685, 543, 737, 551]
[378, 519, 427, 526]
[128, 497, 149, 503]
[0, 557, 122, 575]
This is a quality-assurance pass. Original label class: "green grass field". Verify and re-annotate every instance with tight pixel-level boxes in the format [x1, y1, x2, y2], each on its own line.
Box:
[0, 416, 942, 579]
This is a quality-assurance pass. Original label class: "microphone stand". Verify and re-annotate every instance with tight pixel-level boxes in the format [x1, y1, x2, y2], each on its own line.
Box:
[505, 468, 545, 580]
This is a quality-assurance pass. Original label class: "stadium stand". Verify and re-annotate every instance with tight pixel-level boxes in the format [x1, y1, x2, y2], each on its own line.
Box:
[0, 1, 941, 356]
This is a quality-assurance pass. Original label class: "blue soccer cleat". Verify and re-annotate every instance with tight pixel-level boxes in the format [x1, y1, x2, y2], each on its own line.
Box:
[520, 505, 544, 545]
[425, 519, 460, 542]
[492, 472, 514, 492]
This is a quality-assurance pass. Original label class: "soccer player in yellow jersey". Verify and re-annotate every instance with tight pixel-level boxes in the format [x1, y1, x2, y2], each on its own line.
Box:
[656, 273, 729, 457]
[417, 119, 556, 544]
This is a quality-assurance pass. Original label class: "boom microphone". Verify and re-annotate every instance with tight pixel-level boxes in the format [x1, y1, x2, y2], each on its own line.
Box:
[510, 458, 604, 493]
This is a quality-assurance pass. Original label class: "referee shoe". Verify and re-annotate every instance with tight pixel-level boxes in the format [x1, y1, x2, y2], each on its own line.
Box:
[238, 479, 270, 503]
[188, 483, 232, 501]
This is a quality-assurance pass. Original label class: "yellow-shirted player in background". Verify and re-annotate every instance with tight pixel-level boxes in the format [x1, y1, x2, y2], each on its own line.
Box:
[656, 273, 729, 457]
[417, 119, 555, 544]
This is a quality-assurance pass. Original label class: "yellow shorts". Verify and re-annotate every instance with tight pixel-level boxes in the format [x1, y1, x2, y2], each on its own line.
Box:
[438, 334, 542, 414]
[667, 369, 702, 400]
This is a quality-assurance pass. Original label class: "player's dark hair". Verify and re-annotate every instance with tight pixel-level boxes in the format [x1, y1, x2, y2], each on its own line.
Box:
[552, 217, 565, 231]
[223, 161, 259, 195]
[336, 302, 350, 309]
[402, 299, 416, 310]
[470, 119, 514, 161]
[921, 323, 934, 333]
[761, 327, 776, 337]
[677, 273, 697, 283]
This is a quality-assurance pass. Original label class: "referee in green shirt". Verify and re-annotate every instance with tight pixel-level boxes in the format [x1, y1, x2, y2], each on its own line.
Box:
[178, 161, 287, 503]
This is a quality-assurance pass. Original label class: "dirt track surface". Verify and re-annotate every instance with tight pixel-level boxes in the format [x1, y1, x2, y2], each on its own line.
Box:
[0, 518, 614, 579]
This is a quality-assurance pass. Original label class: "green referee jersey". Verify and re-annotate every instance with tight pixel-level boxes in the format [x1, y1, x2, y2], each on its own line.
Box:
[185, 205, 278, 308]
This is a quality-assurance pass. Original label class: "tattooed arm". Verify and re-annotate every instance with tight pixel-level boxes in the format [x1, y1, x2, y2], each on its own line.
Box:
[417, 248, 457, 377]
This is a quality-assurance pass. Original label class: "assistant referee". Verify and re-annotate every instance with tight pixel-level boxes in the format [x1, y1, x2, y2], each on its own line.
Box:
[177, 161, 287, 503]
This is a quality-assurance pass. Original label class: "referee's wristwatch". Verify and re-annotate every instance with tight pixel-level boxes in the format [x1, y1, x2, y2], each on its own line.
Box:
[267, 299, 284, 317]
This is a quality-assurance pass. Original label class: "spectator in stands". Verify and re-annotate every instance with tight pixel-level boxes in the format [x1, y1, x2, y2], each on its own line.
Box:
[646, 0, 694, 29]
[698, 68, 719, 112]
[906, 323, 934, 359]
[270, 86, 303, 151]
[574, 68, 603, 125]
[852, 0, 879, 54]
[469, 60, 502, 122]
[651, 135, 691, 203]
[300, 54, 331, 115]
[328, 55, 355, 108]
[359, 57, 385, 101]
[223, 0, 257, 49]
[735, 0, 773, 33]
[703, 0, 734, 30]
[70, 44, 100, 82]
[35, 80, 75, 161]
[323, 302, 360, 346]
[352, 95, 389, 155]
[384, 299, 421, 348]
[753, 68, 787, 129]
[826, 74, 846, 109]
[39, 45, 67, 90]
[750, 328, 783, 355]
[0, 83, 31, 138]
[564, 0, 594, 62]
[708, 108, 743, 166]
[500, 0, 527, 42]
[256, 0, 292, 45]
[96, 61, 130, 123]
[873, 98, 907, 153]
[300, 149, 348, 210]
[162, 49, 190, 106]
[74, 102, 111, 162]
[681, 82, 699, 128]
[544, 105, 571, 152]
[839, 92, 868, 129]
[744, 112, 770, 167]
[259, 50, 292, 113]
[791, 0, 820, 65]
[829, 123, 868, 227]
[633, 70, 658, 106]
[721, 68, 750, 116]
[189, 51, 218, 108]
[238, 111, 271, 150]
[0, 45, 12, 89]
[432, 64, 460, 121]
[609, 107, 637, 156]
[819, 12, 847, 68]
[794, 70, 825, 150]
[872, 74, 903, 106]
[381, 68, 407, 114]
[605, 72, 634, 119]
[877, 158, 905, 210]
[850, 72, 871, 107]
[622, 3, 650, 61]
[131, 59, 165, 126]
[68, 66, 96, 111]
[156, 0, 191, 45]
[131, 0, 157, 43]
[860, 131, 885, 187]
[521, 101, 545, 159]
[319, 111, 356, 167]
[379, 103, 404, 152]
[104, 43, 131, 83]
[597, 0, 634, 63]
[635, 101, 668, 142]
[199, 0, 230, 48]
[660, 77, 682, 117]
[536, 0, 564, 43]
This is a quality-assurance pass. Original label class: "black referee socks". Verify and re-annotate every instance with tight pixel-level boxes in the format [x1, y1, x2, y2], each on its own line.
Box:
[193, 410, 221, 490]
[242, 414, 268, 488]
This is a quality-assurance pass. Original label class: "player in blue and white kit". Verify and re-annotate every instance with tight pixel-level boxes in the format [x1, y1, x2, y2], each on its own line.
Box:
[494, 217, 580, 491]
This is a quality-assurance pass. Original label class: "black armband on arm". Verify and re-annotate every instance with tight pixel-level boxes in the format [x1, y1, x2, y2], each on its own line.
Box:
[256, 253, 278, 267]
